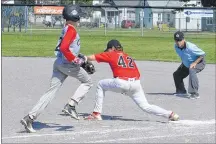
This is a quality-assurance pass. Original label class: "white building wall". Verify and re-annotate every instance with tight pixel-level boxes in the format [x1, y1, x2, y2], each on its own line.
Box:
[152, 13, 159, 26]
[175, 9, 214, 31]
[175, 11, 201, 31]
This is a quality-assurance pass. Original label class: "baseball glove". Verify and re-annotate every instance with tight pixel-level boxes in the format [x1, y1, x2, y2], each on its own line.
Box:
[81, 60, 96, 74]
[78, 53, 95, 74]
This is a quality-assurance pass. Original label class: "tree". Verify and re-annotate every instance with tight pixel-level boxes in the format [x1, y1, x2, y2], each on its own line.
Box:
[179, 0, 216, 7]
[201, 0, 216, 7]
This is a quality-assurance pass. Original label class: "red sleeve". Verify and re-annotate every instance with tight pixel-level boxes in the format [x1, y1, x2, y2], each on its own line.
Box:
[95, 52, 111, 63]
[60, 25, 76, 62]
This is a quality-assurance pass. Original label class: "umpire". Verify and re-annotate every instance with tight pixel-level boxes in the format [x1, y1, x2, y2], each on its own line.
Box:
[173, 31, 206, 99]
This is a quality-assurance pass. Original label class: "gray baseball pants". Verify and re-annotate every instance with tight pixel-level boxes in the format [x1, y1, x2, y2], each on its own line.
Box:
[173, 59, 205, 94]
[28, 58, 93, 119]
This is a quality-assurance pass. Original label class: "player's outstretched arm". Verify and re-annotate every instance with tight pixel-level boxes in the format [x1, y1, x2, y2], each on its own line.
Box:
[87, 55, 96, 61]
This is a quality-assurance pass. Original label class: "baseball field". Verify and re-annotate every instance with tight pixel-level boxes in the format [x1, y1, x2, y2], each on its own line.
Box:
[2, 29, 216, 143]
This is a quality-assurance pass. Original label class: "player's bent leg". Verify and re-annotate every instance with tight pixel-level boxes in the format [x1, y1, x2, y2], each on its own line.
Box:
[61, 66, 93, 120]
[66, 67, 93, 105]
[188, 61, 205, 99]
[84, 80, 105, 120]
[173, 64, 189, 96]
[188, 68, 200, 99]
[93, 80, 106, 114]
[85, 79, 121, 120]
[93, 79, 125, 113]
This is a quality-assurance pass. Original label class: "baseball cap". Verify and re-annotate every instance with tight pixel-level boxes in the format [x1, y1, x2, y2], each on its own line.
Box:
[104, 39, 122, 52]
[174, 31, 184, 41]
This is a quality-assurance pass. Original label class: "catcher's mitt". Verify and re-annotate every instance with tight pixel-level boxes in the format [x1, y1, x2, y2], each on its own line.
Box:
[81, 60, 96, 74]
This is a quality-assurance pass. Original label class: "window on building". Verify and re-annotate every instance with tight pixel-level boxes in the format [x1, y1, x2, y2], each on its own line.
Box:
[149, 13, 152, 22]
[129, 12, 131, 18]
[158, 13, 161, 21]
[206, 17, 213, 25]
[167, 14, 170, 22]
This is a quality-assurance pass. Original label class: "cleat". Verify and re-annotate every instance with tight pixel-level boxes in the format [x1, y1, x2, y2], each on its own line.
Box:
[169, 112, 179, 121]
[84, 113, 102, 121]
[62, 104, 80, 120]
[189, 93, 200, 99]
[174, 92, 190, 97]
[20, 115, 36, 133]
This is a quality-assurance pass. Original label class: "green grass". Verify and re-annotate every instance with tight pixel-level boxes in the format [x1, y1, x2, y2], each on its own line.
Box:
[2, 29, 216, 63]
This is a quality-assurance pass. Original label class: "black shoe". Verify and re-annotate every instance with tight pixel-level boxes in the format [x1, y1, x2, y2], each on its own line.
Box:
[173, 92, 190, 97]
[189, 93, 200, 99]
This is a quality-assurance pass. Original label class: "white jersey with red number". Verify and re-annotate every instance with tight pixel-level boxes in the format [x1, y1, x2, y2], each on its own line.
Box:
[55, 24, 80, 63]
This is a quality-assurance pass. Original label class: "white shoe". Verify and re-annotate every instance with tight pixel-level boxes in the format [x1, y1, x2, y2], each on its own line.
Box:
[174, 93, 190, 97]
[62, 104, 80, 120]
[20, 115, 36, 133]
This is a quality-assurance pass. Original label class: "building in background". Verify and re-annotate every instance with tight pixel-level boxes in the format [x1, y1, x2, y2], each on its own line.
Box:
[1, 0, 14, 4]
[144, 0, 185, 29]
[175, 0, 214, 32]
[92, 0, 143, 28]
[143, 0, 214, 32]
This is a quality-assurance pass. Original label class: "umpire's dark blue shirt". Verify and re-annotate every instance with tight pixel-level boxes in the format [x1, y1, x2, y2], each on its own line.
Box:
[174, 42, 205, 68]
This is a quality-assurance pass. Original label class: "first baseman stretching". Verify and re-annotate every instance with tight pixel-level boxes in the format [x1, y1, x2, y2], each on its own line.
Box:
[84, 39, 179, 121]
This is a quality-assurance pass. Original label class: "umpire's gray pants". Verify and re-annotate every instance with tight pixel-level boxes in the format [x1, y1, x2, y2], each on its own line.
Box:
[173, 59, 205, 94]
[28, 58, 93, 119]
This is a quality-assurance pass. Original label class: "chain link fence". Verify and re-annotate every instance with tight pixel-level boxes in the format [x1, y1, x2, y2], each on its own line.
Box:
[2, 5, 216, 36]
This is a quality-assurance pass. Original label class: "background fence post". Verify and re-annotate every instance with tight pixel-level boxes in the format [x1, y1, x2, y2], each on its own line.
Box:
[105, 9, 107, 36]
[24, 6, 28, 33]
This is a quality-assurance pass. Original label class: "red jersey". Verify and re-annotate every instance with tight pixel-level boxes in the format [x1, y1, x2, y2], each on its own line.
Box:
[95, 51, 140, 79]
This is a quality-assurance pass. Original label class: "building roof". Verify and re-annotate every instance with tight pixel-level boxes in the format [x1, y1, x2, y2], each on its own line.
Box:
[113, 0, 142, 6]
[146, 0, 185, 13]
[96, 2, 118, 11]
[146, 0, 185, 7]
[111, 0, 143, 11]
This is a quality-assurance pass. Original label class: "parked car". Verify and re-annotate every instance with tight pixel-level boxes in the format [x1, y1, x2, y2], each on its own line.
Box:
[121, 20, 135, 28]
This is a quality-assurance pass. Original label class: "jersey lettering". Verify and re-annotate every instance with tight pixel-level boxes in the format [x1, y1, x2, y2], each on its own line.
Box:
[127, 57, 134, 68]
[118, 55, 127, 68]
[117, 55, 135, 68]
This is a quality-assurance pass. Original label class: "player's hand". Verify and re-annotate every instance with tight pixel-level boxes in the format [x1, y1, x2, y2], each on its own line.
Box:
[190, 62, 197, 69]
[78, 53, 87, 62]
[73, 57, 85, 65]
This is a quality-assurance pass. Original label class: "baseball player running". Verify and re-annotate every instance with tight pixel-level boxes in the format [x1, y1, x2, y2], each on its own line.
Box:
[20, 5, 93, 133]
[83, 39, 179, 121]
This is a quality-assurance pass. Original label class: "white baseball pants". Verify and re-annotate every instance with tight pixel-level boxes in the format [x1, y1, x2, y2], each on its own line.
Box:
[93, 78, 172, 118]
